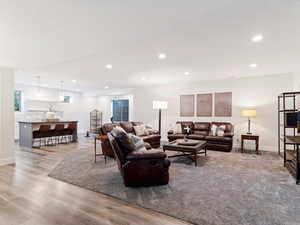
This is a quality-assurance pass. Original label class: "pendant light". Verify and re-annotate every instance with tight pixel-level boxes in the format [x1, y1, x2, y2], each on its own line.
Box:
[59, 81, 64, 102]
[36, 76, 41, 98]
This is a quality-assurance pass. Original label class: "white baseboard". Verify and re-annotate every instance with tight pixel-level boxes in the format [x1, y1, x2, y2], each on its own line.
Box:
[233, 144, 276, 152]
[0, 157, 15, 166]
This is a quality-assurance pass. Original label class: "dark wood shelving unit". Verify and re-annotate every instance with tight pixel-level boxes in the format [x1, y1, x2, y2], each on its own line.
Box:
[90, 109, 102, 134]
[278, 92, 300, 184]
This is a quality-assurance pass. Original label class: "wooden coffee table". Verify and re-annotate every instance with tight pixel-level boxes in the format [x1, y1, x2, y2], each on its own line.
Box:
[163, 139, 207, 167]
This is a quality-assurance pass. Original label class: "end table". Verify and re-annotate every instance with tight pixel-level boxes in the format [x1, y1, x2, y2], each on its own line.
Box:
[241, 134, 259, 154]
[94, 135, 108, 163]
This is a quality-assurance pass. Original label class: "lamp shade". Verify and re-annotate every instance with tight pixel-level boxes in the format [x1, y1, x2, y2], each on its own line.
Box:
[242, 109, 257, 118]
[153, 101, 168, 109]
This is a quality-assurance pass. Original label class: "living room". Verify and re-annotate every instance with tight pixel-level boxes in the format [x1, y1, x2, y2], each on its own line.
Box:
[1, 1, 300, 225]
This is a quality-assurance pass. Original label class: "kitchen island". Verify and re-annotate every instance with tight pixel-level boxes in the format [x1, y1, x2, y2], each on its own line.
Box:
[18, 121, 78, 148]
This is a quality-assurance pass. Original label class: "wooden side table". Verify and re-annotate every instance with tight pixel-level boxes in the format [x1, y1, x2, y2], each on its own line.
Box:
[241, 134, 259, 154]
[94, 135, 108, 163]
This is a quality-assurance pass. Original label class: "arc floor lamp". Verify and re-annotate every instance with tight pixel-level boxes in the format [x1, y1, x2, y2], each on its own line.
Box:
[153, 101, 168, 135]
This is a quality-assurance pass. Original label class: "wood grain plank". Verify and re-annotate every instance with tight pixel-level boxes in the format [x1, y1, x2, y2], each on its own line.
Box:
[0, 137, 190, 225]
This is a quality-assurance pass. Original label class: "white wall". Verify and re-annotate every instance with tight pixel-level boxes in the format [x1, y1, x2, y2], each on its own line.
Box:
[0, 68, 15, 166]
[132, 74, 295, 151]
[294, 74, 300, 91]
[15, 84, 98, 137]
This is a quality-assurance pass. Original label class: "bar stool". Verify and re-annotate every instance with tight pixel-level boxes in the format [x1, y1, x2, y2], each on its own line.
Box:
[64, 123, 77, 143]
[32, 125, 51, 148]
[53, 124, 66, 144]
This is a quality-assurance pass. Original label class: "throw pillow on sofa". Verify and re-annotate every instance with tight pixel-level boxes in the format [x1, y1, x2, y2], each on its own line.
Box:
[183, 125, 192, 134]
[111, 128, 136, 154]
[144, 124, 155, 135]
[211, 124, 218, 136]
[133, 125, 147, 136]
[216, 125, 226, 136]
[115, 125, 126, 133]
[211, 124, 226, 136]
[174, 123, 183, 134]
[129, 134, 147, 152]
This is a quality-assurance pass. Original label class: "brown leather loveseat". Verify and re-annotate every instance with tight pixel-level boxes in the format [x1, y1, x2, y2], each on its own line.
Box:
[168, 121, 234, 152]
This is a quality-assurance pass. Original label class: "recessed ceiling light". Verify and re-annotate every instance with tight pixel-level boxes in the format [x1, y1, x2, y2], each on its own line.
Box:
[72, 79, 77, 83]
[252, 34, 264, 43]
[158, 53, 167, 60]
[104, 86, 109, 89]
[141, 77, 146, 81]
[106, 64, 112, 69]
[249, 63, 258, 68]
[184, 72, 190, 76]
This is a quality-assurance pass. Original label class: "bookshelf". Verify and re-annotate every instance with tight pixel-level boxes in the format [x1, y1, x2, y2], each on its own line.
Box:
[90, 109, 102, 134]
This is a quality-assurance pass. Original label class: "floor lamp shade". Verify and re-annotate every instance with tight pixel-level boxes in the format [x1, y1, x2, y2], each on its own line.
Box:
[153, 101, 168, 109]
[153, 101, 168, 135]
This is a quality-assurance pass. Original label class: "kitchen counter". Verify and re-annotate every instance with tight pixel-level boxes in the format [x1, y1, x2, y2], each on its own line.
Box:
[18, 121, 78, 148]
[18, 120, 78, 124]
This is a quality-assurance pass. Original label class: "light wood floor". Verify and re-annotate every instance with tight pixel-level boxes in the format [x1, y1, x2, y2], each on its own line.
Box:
[0, 136, 190, 225]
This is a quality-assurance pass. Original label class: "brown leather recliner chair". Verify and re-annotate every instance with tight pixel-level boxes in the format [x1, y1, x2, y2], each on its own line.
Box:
[107, 133, 170, 187]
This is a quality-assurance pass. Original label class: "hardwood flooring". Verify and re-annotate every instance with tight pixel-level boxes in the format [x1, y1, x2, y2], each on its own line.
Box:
[0, 136, 190, 225]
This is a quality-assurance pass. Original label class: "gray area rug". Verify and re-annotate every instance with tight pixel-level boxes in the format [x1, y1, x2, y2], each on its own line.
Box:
[49, 150, 300, 225]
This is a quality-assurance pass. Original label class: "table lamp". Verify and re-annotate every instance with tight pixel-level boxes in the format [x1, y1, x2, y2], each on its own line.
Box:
[153, 101, 168, 135]
[242, 109, 257, 134]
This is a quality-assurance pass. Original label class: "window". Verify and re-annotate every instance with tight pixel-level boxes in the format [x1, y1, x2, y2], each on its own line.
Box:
[112, 99, 129, 122]
[14, 90, 22, 112]
[63, 96, 71, 103]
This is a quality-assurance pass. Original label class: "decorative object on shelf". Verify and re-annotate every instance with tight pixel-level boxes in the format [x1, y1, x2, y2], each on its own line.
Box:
[153, 101, 168, 135]
[196, 93, 213, 117]
[180, 95, 194, 117]
[90, 109, 102, 134]
[241, 134, 259, 154]
[242, 109, 257, 134]
[215, 92, 232, 117]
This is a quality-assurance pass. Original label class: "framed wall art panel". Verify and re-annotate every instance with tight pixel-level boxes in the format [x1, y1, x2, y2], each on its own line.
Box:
[214, 92, 232, 117]
[180, 95, 195, 117]
[196, 93, 213, 117]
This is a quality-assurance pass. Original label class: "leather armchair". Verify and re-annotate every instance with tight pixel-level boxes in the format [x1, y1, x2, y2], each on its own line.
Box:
[107, 133, 170, 187]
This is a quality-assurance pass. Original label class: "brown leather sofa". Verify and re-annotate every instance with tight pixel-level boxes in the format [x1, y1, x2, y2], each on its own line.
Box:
[168, 121, 234, 152]
[99, 122, 161, 160]
[107, 133, 170, 187]
[100, 122, 161, 148]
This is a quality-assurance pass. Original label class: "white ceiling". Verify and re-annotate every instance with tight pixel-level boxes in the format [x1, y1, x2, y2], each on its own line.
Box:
[1, 0, 300, 94]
